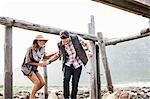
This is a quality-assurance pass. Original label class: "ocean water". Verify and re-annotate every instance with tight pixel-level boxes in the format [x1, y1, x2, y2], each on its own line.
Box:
[105, 36, 150, 86]
[1, 37, 150, 90]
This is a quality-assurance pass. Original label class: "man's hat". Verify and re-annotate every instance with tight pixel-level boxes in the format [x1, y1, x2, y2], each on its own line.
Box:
[59, 31, 70, 39]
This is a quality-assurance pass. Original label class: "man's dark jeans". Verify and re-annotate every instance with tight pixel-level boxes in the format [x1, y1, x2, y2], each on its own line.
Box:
[63, 65, 82, 99]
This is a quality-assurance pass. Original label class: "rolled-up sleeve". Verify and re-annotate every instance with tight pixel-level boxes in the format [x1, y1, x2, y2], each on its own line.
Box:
[77, 35, 87, 47]
[24, 48, 32, 64]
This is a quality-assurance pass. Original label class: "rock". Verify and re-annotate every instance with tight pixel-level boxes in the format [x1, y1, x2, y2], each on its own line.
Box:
[13, 95, 20, 98]
[102, 92, 110, 99]
[48, 92, 58, 99]
[0, 93, 3, 96]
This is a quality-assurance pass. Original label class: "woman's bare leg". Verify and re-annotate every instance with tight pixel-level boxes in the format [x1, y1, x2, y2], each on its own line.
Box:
[27, 72, 45, 99]
[36, 72, 45, 89]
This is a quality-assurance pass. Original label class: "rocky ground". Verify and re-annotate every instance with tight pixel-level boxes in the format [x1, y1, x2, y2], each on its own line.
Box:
[1, 87, 150, 99]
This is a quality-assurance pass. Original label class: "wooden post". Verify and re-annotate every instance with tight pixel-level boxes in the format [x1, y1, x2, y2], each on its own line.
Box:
[44, 67, 48, 99]
[96, 45, 101, 99]
[4, 26, 13, 99]
[148, 18, 150, 27]
[88, 15, 99, 99]
[97, 32, 113, 92]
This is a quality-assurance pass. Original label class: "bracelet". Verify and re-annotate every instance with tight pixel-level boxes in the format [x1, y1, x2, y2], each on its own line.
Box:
[48, 60, 51, 64]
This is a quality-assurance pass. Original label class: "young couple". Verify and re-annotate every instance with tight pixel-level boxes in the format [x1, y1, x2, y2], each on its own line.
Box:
[21, 31, 93, 99]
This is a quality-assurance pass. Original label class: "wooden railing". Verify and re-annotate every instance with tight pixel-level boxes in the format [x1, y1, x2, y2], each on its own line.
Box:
[0, 16, 101, 99]
[0, 16, 149, 99]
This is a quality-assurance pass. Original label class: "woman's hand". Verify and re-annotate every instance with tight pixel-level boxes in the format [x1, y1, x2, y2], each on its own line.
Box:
[40, 61, 49, 67]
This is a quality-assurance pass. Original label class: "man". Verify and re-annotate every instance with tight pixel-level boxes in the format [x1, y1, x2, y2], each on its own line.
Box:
[50, 31, 93, 99]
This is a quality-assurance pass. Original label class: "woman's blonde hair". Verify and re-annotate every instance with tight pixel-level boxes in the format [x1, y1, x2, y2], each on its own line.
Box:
[32, 40, 39, 51]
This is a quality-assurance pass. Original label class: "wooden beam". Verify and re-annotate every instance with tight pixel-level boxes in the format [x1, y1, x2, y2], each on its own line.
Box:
[105, 28, 150, 46]
[92, 0, 150, 18]
[4, 26, 13, 99]
[97, 32, 114, 93]
[0, 17, 97, 41]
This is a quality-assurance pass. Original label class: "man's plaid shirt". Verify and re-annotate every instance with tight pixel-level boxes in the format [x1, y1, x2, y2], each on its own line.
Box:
[63, 35, 87, 69]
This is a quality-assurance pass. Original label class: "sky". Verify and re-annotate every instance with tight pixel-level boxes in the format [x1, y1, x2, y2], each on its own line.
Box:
[0, 0, 149, 75]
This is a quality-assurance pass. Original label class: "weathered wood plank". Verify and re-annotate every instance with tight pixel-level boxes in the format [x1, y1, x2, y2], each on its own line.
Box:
[0, 17, 97, 41]
[89, 15, 99, 99]
[96, 44, 101, 99]
[44, 67, 48, 99]
[105, 28, 150, 46]
[92, 0, 150, 18]
[97, 32, 113, 93]
[4, 26, 13, 99]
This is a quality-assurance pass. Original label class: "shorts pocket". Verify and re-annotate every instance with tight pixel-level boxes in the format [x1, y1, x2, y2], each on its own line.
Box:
[21, 64, 32, 76]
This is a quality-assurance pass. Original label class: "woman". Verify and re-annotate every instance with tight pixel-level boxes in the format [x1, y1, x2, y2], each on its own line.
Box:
[21, 35, 53, 99]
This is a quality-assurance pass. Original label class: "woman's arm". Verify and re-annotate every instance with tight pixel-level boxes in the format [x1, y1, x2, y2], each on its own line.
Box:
[47, 51, 60, 63]
[43, 52, 57, 59]
[27, 61, 49, 67]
